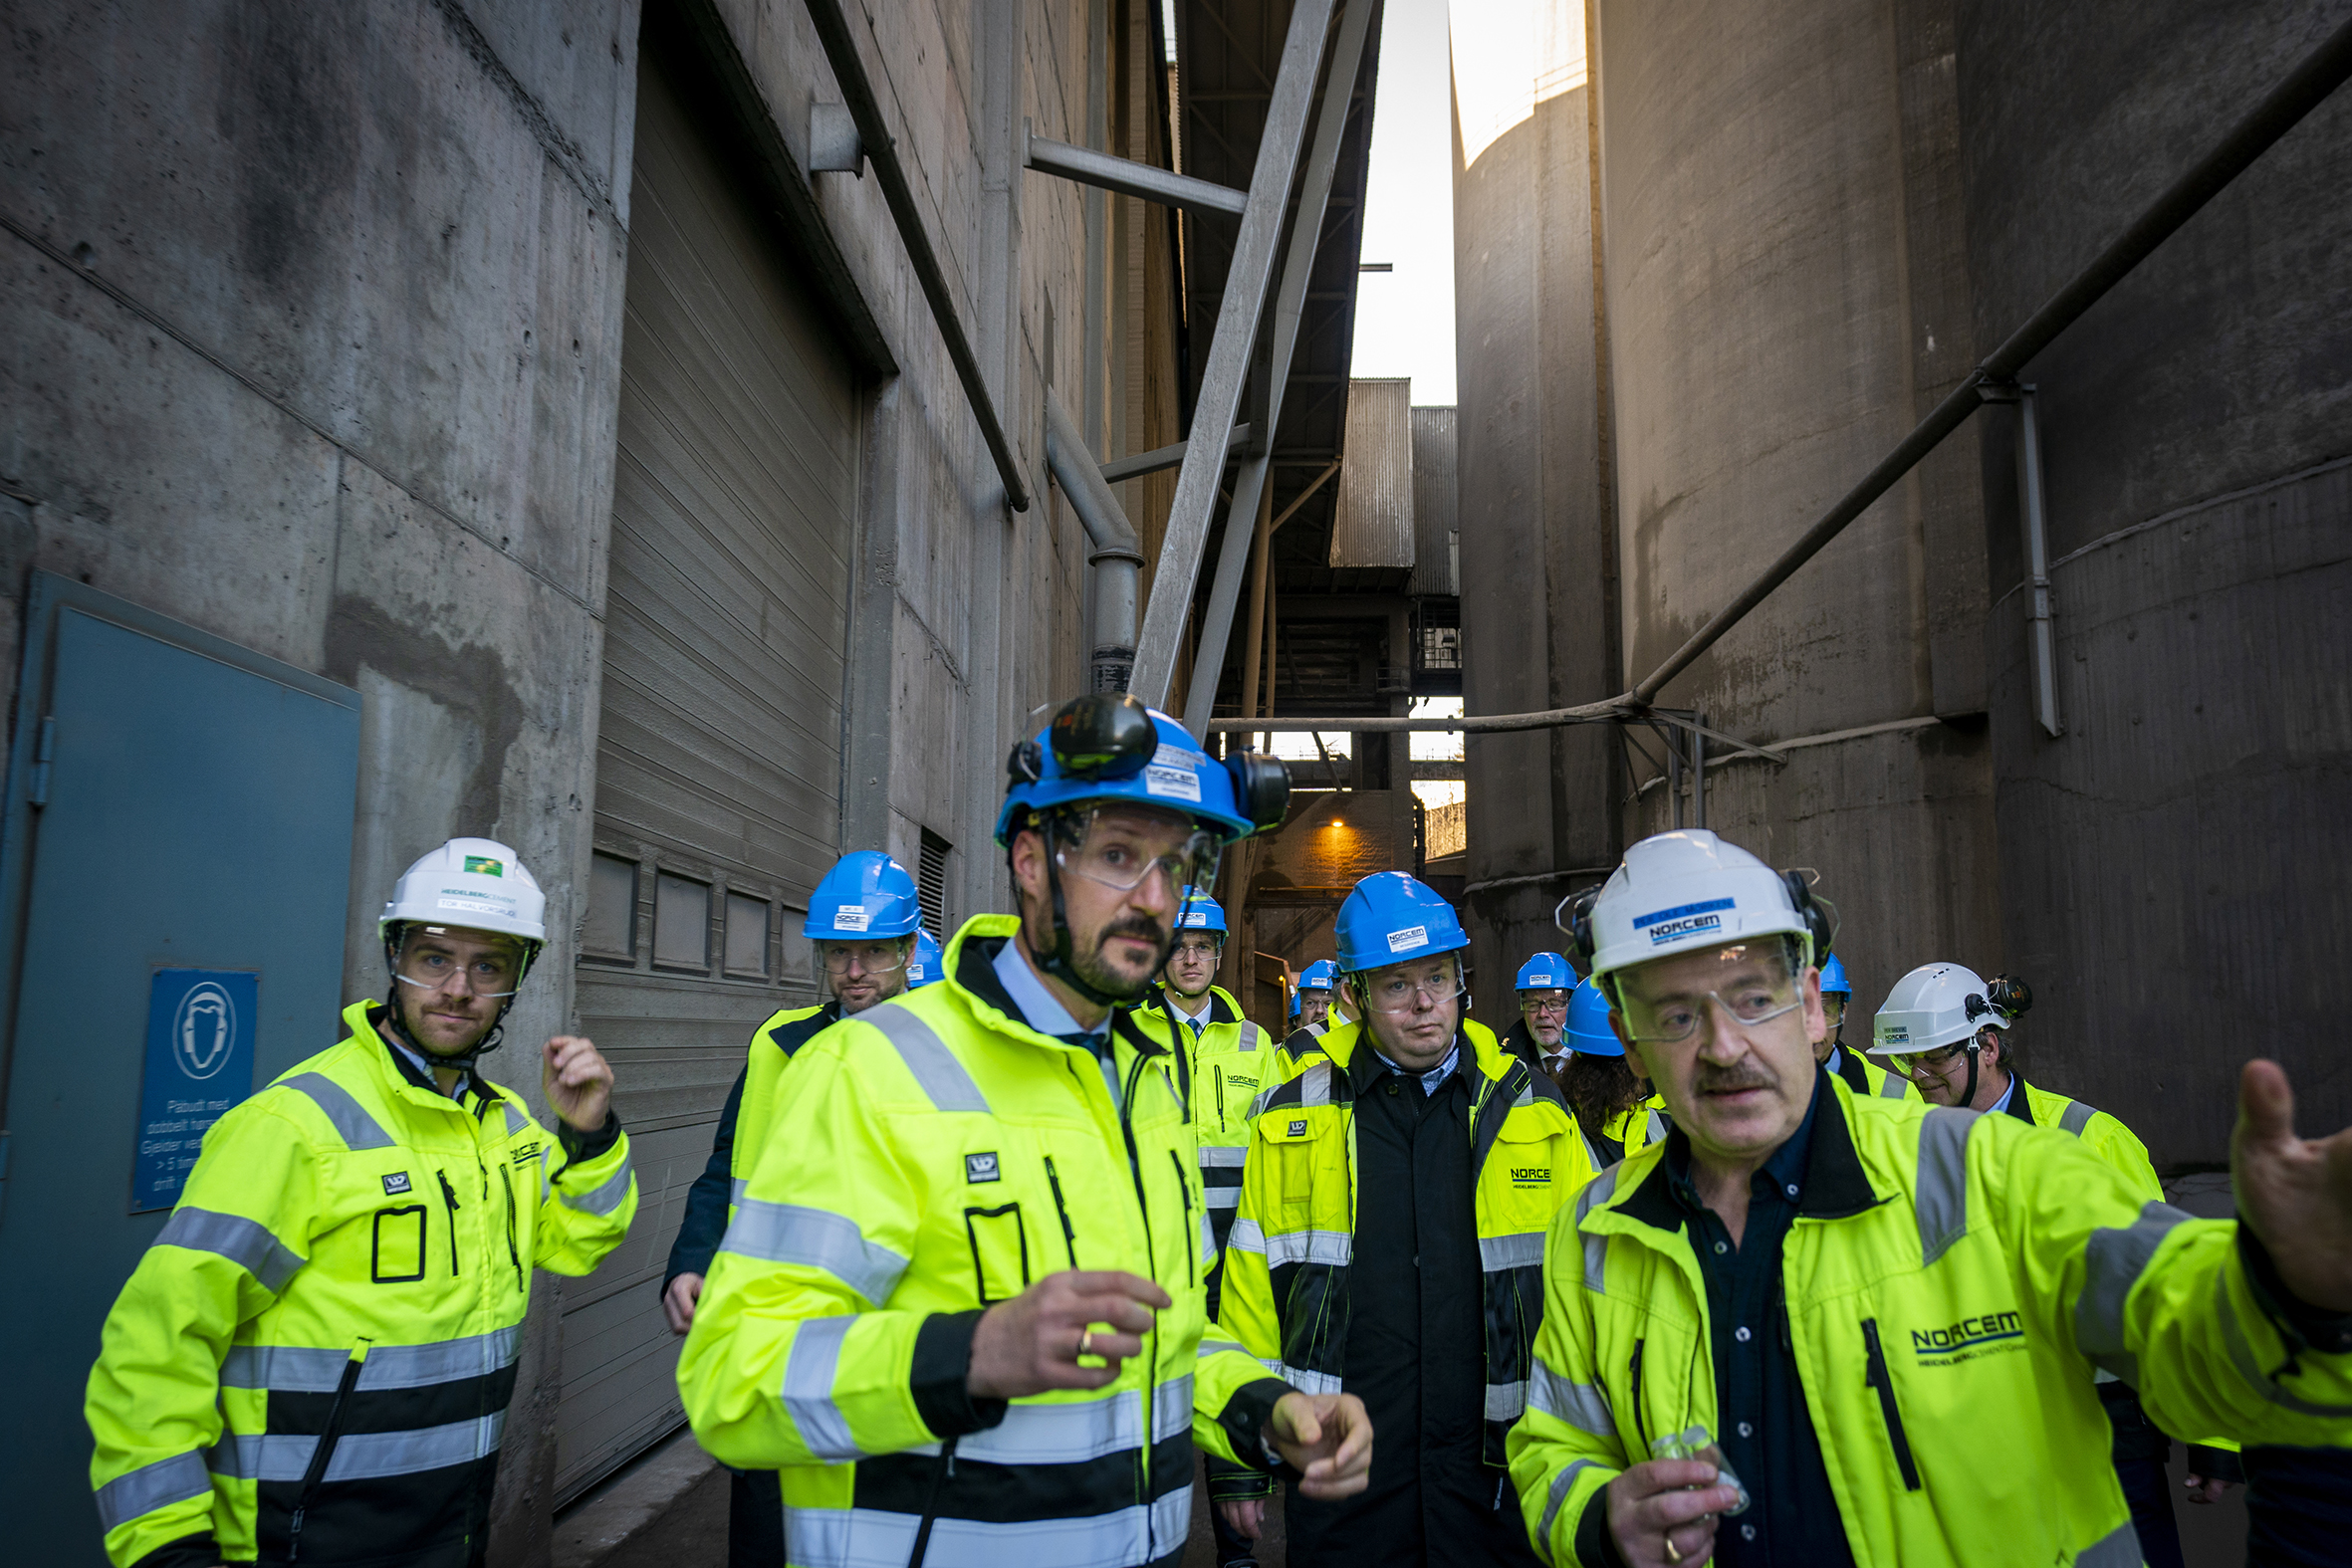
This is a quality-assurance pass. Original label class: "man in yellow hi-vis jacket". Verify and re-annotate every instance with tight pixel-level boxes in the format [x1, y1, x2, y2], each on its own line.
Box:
[1512, 829, 2352, 1568]
[678, 695, 1370, 1568]
[87, 838, 636, 1568]
[1218, 871, 1593, 1566]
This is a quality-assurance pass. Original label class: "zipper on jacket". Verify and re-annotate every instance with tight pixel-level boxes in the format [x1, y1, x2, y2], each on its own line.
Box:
[1169, 1149, 1197, 1286]
[1629, 1338, 1651, 1454]
[1043, 1155, 1081, 1267]
[437, 1170, 462, 1275]
[288, 1340, 370, 1561]
[501, 1165, 523, 1288]
[1116, 1045, 1163, 1546]
[1861, 1318, 1922, 1490]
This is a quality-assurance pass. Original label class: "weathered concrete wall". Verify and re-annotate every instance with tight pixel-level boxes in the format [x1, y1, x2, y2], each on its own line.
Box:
[1589, 0, 1999, 1020]
[1451, 6, 1618, 1030]
[1957, 0, 2352, 1164]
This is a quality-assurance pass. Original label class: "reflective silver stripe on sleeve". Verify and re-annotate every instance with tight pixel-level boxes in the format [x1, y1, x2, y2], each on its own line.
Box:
[730, 1177, 749, 1207]
[94, 1450, 211, 1533]
[1483, 1379, 1528, 1422]
[783, 1315, 864, 1462]
[1200, 1207, 1217, 1267]
[208, 1413, 506, 1480]
[503, 1100, 529, 1137]
[1645, 1109, 1665, 1142]
[1273, 1363, 1342, 1396]
[1479, 1232, 1545, 1272]
[222, 1325, 521, 1393]
[858, 1003, 990, 1113]
[1915, 1107, 1978, 1266]
[1529, 1360, 1614, 1437]
[2074, 1202, 2192, 1374]
[2214, 1270, 2352, 1417]
[1197, 1334, 1265, 1366]
[2059, 1099, 2096, 1136]
[1537, 1457, 1604, 1553]
[1582, 1232, 1609, 1292]
[1227, 1217, 1267, 1255]
[1298, 1061, 1333, 1108]
[560, 1158, 635, 1217]
[280, 1072, 397, 1151]
[1200, 1146, 1250, 1168]
[785, 1490, 1193, 1568]
[1880, 1072, 1911, 1098]
[1574, 1163, 1622, 1222]
[1263, 1229, 1352, 1268]
[1204, 1188, 1242, 1213]
[2075, 1519, 2145, 1568]
[154, 1207, 305, 1293]
[720, 1199, 910, 1304]
[1238, 1022, 1262, 1052]
[1574, 1163, 1622, 1292]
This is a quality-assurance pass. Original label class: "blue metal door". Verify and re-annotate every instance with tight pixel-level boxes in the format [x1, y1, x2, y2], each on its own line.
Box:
[0, 574, 359, 1564]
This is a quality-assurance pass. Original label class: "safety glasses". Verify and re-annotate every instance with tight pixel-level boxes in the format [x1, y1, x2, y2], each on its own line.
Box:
[396, 951, 521, 999]
[1053, 808, 1224, 897]
[1359, 958, 1467, 1018]
[820, 942, 911, 977]
[1883, 1040, 1970, 1075]
[1170, 937, 1223, 960]
[1620, 980, 1802, 1043]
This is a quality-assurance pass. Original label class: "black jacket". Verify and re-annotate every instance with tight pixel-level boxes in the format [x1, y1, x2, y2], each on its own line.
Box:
[662, 1001, 840, 1287]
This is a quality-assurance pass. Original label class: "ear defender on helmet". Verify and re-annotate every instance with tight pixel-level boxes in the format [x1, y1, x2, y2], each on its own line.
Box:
[1555, 885, 1604, 967]
[1779, 869, 1838, 963]
[1224, 751, 1292, 834]
[1986, 974, 2033, 1020]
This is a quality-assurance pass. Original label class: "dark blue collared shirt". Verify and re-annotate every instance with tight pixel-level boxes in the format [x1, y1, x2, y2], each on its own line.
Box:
[1660, 1069, 1855, 1568]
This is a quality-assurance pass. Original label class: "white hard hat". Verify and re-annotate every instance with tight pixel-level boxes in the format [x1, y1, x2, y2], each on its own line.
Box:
[381, 837, 547, 947]
[1869, 963, 2005, 1057]
[1574, 830, 1816, 985]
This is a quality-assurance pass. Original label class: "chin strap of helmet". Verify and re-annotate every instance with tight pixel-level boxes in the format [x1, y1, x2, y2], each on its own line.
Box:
[1033, 810, 1172, 1009]
[1957, 1030, 1988, 1109]
[381, 923, 542, 1074]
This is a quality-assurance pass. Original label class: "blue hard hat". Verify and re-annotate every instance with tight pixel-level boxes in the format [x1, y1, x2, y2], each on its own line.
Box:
[1289, 989, 1302, 1020]
[1177, 889, 1229, 935]
[1566, 978, 1622, 1056]
[905, 927, 945, 988]
[803, 851, 923, 940]
[1295, 959, 1338, 993]
[1516, 951, 1574, 992]
[1820, 952, 1851, 996]
[996, 694, 1284, 847]
[1334, 872, 1469, 975]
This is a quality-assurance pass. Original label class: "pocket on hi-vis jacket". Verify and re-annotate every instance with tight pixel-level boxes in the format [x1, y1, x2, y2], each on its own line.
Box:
[964, 1202, 1033, 1304]
[371, 1204, 428, 1283]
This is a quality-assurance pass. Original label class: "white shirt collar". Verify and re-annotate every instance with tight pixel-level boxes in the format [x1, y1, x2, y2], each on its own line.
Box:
[1165, 988, 1215, 1026]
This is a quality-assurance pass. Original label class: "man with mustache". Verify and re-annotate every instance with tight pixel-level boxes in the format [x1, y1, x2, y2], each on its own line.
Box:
[660, 850, 926, 1568]
[1220, 872, 1585, 1565]
[1510, 829, 2352, 1568]
[678, 694, 1371, 1568]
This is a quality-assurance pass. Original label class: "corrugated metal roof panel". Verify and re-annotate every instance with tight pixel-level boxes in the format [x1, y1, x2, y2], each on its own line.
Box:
[1411, 404, 1458, 596]
[1329, 378, 1415, 569]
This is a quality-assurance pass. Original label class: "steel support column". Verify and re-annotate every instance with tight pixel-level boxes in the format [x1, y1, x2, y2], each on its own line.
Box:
[1127, 0, 1341, 711]
[1176, 0, 1377, 736]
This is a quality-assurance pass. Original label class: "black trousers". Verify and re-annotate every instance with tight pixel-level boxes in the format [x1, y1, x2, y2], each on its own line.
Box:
[729, 1468, 785, 1568]
[2102, 1386, 2184, 1568]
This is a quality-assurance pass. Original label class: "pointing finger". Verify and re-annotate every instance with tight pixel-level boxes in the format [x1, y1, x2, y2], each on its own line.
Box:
[2236, 1058, 2294, 1147]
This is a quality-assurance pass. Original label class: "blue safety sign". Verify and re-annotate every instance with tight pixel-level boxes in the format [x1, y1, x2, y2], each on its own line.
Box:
[132, 968, 258, 1213]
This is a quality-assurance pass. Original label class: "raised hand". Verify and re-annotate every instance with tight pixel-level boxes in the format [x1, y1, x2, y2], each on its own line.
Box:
[967, 1270, 1170, 1400]
[2233, 1059, 2352, 1311]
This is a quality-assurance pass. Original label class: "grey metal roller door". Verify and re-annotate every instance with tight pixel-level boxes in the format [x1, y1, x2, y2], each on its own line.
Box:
[559, 57, 857, 1501]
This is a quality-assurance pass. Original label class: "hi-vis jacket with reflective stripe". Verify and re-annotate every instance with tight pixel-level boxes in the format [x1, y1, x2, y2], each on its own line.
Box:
[732, 1002, 833, 1195]
[2002, 1076, 2164, 1205]
[1221, 1019, 1589, 1470]
[1136, 985, 1270, 1255]
[1832, 1042, 1915, 1102]
[88, 1002, 636, 1568]
[676, 917, 1294, 1568]
[1508, 1072, 2352, 1568]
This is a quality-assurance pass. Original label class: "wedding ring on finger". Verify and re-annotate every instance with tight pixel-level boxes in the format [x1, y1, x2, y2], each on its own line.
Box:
[1077, 1328, 1094, 1358]
[1664, 1535, 1683, 1564]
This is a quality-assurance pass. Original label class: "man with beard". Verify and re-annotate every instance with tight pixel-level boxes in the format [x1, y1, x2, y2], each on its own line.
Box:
[679, 694, 1371, 1568]
[1220, 872, 1582, 1566]
[1511, 830, 2352, 1568]
[87, 839, 634, 1568]
[661, 850, 926, 1567]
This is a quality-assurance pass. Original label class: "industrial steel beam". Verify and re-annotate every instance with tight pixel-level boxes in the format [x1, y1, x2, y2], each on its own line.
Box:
[1024, 127, 1249, 217]
[802, 0, 1031, 510]
[1128, 0, 1340, 709]
[1099, 423, 1251, 485]
[1178, 0, 1376, 736]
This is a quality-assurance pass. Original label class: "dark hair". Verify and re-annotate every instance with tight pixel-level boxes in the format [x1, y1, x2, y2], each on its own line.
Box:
[1562, 1051, 1647, 1130]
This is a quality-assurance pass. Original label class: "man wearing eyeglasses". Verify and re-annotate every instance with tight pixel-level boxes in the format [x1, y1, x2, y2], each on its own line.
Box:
[1219, 871, 1583, 1566]
[661, 851, 924, 1568]
[1510, 829, 2352, 1568]
[678, 694, 1371, 1568]
[1505, 951, 1578, 1084]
